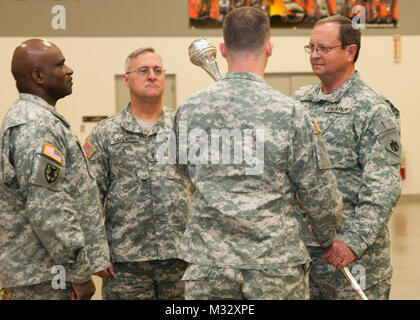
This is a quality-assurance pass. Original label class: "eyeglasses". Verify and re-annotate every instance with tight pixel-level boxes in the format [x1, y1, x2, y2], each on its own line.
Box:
[304, 45, 342, 55]
[126, 66, 165, 77]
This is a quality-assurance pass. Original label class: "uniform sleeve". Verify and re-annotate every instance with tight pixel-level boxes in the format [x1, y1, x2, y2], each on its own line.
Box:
[287, 104, 342, 247]
[85, 127, 109, 208]
[12, 125, 92, 284]
[338, 107, 402, 257]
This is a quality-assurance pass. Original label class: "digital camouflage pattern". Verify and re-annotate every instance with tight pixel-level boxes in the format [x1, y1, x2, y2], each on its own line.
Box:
[174, 72, 342, 274]
[0, 94, 110, 290]
[183, 263, 310, 300]
[102, 259, 186, 300]
[8, 281, 73, 300]
[85, 105, 191, 263]
[292, 72, 402, 299]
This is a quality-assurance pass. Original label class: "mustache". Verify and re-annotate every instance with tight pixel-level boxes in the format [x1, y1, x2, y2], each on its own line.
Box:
[311, 59, 323, 64]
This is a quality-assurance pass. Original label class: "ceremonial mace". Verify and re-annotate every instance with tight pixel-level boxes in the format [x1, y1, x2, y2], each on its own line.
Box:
[188, 38, 222, 81]
[189, 38, 368, 300]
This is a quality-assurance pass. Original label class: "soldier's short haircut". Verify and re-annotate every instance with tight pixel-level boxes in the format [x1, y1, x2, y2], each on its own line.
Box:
[223, 7, 270, 52]
[124, 47, 162, 72]
[315, 15, 361, 63]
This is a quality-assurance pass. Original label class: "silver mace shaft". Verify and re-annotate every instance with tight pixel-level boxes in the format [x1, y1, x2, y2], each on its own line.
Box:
[341, 267, 368, 300]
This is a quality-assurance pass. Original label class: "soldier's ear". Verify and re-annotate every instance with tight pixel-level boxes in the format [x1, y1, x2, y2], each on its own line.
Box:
[220, 43, 227, 58]
[346, 44, 357, 63]
[122, 74, 129, 87]
[266, 41, 273, 58]
[31, 68, 44, 85]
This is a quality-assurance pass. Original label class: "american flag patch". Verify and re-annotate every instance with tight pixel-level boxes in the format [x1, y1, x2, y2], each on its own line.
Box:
[42, 143, 63, 164]
[83, 140, 96, 159]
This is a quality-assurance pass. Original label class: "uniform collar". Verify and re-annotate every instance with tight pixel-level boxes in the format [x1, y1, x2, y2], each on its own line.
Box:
[19, 93, 70, 128]
[223, 71, 266, 84]
[300, 71, 362, 103]
[120, 103, 170, 136]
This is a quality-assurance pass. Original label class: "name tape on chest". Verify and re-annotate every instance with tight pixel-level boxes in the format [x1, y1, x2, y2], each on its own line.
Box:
[83, 140, 96, 159]
[111, 136, 140, 144]
[325, 106, 350, 114]
[42, 143, 63, 164]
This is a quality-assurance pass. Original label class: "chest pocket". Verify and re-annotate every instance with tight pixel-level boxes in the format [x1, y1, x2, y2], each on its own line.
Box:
[318, 107, 358, 170]
[108, 135, 149, 180]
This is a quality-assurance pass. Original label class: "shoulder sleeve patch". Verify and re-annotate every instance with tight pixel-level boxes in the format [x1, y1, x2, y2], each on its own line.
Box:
[83, 140, 96, 159]
[42, 143, 63, 164]
[385, 135, 402, 157]
[371, 115, 402, 163]
[32, 156, 65, 190]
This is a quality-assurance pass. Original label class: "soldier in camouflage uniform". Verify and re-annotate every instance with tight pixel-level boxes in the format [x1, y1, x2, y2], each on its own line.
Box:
[0, 39, 110, 300]
[174, 7, 342, 300]
[85, 48, 191, 300]
[292, 16, 402, 300]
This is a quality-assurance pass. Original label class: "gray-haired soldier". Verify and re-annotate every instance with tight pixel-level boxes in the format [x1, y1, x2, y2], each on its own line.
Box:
[175, 7, 342, 300]
[292, 15, 402, 300]
[0, 39, 110, 300]
[85, 47, 191, 299]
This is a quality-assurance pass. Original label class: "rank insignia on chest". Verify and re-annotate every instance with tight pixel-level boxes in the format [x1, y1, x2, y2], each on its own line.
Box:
[42, 143, 63, 164]
[45, 163, 60, 184]
[83, 140, 96, 158]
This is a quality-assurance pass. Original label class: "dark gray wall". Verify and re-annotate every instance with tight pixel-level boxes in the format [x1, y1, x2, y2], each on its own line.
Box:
[0, 0, 419, 36]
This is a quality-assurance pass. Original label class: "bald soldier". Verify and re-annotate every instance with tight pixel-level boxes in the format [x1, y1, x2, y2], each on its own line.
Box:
[0, 39, 111, 300]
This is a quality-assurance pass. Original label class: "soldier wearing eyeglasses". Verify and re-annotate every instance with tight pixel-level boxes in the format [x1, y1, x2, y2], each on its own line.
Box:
[84, 48, 191, 300]
[292, 15, 402, 300]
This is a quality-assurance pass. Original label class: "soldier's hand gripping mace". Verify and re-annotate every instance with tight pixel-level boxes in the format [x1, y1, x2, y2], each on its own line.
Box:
[189, 38, 368, 299]
[300, 208, 368, 300]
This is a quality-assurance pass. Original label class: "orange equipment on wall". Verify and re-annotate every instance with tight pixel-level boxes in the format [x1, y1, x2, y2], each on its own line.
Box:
[189, 0, 398, 26]
[189, 0, 220, 20]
